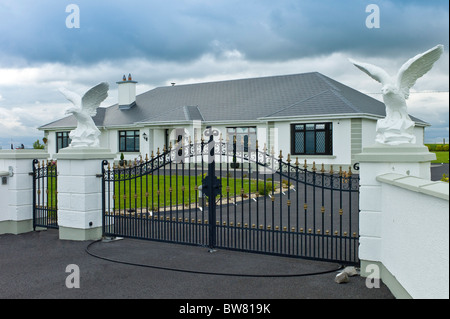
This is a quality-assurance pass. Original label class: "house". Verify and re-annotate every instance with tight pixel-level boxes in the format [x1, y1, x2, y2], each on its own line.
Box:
[39, 72, 428, 168]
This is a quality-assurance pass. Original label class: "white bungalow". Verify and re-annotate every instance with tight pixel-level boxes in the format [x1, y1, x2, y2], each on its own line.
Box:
[39, 72, 428, 168]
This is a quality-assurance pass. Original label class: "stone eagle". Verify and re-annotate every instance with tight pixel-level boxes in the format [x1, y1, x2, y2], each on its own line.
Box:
[59, 82, 109, 148]
[349, 44, 444, 145]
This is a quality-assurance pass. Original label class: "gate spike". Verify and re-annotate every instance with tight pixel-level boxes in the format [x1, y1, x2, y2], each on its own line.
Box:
[279, 150, 283, 160]
[321, 163, 325, 173]
[348, 166, 352, 176]
[303, 159, 307, 169]
[329, 165, 334, 175]
[339, 166, 343, 177]
[295, 157, 299, 167]
[312, 161, 316, 172]
[255, 139, 259, 150]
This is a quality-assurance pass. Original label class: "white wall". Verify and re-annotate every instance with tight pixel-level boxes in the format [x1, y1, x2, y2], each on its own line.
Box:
[362, 119, 377, 148]
[275, 119, 352, 167]
[0, 150, 49, 234]
[376, 174, 449, 299]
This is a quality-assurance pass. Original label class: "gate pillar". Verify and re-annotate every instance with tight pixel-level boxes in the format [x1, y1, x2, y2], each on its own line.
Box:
[56, 147, 115, 241]
[355, 143, 435, 295]
[0, 150, 49, 234]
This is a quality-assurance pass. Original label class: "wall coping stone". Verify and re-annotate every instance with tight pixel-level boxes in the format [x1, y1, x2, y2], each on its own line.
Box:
[55, 147, 115, 160]
[0, 150, 49, 160]
[355, 143, 436, 163]
[376, 173, 449, 201]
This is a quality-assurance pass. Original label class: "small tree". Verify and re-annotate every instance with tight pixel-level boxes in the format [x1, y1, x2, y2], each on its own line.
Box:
[33, 139, 44, 149]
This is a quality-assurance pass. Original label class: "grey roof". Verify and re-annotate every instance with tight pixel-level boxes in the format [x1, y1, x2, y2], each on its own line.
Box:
[39, 72, 428, 130]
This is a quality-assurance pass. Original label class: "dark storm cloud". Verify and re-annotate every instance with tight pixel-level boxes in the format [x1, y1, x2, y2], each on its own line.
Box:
[0, 0, 448, 66]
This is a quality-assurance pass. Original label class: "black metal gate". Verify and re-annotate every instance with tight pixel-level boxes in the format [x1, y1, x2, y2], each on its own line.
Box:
[32, 159, 58, 229]
[101, 130, 359, 265]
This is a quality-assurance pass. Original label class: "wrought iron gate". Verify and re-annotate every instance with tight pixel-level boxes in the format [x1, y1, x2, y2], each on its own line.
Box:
[32, 159, 58, 229]
[101, 130, 360, 265]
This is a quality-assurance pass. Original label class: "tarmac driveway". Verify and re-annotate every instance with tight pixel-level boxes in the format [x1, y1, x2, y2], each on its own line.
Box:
[0, 229, 393, 300]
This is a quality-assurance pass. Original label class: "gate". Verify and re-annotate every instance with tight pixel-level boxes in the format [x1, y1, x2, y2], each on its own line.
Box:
[101, 130, 359, 265]
[32, 159, 58, 229]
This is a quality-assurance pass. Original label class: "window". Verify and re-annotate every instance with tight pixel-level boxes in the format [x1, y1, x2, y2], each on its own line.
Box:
[227, 127, 257, 152]
[291, 123, 332, 155]
[119, 130, 140, 152]
[56, 132, 71, 153]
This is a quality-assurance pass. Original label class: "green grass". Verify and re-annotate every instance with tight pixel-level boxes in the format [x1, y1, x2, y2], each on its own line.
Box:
[432, 151, 449, 164]
[111, 174, 276, 210]
[425, 144, 449, 164]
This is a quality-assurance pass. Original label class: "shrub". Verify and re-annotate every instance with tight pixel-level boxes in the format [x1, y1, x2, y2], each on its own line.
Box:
[258, 182, 273, 196]
[444, 144, 449, 151]
[436, 144, 443, 151]
[426, 144, 436, 151]
[441, 174, 449, 183]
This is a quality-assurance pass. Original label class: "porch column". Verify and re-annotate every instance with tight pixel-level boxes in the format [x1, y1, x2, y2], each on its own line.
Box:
[56, 147, 115, 241]
[0, 150, 49, 234]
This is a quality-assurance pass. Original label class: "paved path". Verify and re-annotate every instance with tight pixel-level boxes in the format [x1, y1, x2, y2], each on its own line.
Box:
[0, 229, 393, 300]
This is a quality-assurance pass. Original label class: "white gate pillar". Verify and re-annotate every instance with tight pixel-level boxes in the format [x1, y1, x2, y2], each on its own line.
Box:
[355, 143, 435, 296]
[56, 147, 115, 241]
[0, 150, 49, 234]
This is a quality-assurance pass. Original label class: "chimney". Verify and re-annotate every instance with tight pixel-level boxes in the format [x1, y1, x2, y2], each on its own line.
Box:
[117, 73, 137, 110]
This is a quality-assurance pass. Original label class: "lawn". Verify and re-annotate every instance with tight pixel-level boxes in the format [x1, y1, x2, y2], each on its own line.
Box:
[431, 151, 449, 164]
[110, 174, 276, 210]
[425, 144, 449, 164]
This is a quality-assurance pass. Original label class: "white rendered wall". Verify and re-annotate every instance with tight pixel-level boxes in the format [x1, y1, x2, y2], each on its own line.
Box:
[275, 119, 352, 167]
[377, 175, 449, 299]
[0, 150, 49, 234]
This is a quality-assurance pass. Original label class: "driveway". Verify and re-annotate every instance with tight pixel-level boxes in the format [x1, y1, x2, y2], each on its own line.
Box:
[0, 229, 393, 301]
[431, 163, 449, 181]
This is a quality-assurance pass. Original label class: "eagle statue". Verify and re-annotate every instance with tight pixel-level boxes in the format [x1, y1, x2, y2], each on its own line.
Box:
[58, 82, 109, 148]
[349, 44, 444, 145]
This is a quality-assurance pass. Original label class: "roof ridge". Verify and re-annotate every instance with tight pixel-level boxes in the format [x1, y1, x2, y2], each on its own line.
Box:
[263, 90, 331, 118]
[156, 72, 319, 89]
[314, 73, 341, 92]
[183, 105, 204, 121]
[328, 88, 361, 113]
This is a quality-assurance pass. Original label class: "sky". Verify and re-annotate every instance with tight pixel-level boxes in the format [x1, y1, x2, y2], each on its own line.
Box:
[0, 0, 448, 148]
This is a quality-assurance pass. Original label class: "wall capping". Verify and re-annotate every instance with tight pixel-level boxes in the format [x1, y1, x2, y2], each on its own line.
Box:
[377, 173, 449, 201]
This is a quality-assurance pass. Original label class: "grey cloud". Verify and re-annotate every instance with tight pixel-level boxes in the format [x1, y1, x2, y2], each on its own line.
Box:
[0, 0, 448, 66]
